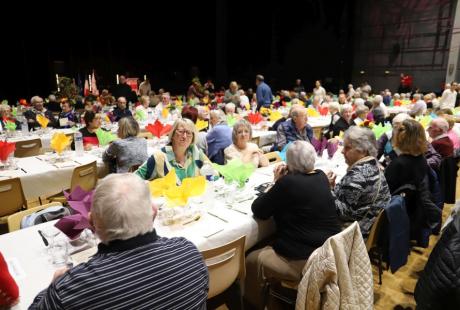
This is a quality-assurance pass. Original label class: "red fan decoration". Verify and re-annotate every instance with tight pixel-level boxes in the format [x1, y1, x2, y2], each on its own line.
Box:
[248, 112, 263, 125]
[146, 120, 173, 138]
[19, 99, 28, 107]
[319, 106, 329, 116]
[0, 141, 16, 162]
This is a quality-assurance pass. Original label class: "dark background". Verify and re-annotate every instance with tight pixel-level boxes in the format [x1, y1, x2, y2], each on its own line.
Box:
[0, 0, 355, 102]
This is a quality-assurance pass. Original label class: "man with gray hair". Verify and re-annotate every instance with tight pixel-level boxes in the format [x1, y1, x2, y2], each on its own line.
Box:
[275, 105, 313, 151]
[255, 74, 273, 111]
[30, 174, 209, 309]
[24, 95, 56, 129]
[428, 118, 454, 158]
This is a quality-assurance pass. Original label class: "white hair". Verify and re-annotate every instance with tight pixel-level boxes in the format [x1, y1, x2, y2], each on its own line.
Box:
[329, 101, 340, 113]
[210, 109, 227, 124]
[286, 141, 316, 173]
[413, 93, 422, 100]
[354, 98, 365, 106]
[373, 95, 383, 103]
[392, 113, 411, 126]
[341, 103, 353, 114]
[30, 96, 43, 105]
[394, 93, 400, 99]
[225, 103, 236, 113]
[92, 174, 154, 243]
[431, 118, 449, 133]
[344, 126, 377, 157]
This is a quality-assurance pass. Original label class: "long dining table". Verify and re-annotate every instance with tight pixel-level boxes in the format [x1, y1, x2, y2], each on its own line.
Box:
[0, 152, 348, 309]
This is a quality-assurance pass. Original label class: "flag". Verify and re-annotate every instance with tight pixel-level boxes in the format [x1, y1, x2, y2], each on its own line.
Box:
[91, 70, 99, 96]
[84, 79, 89, 97]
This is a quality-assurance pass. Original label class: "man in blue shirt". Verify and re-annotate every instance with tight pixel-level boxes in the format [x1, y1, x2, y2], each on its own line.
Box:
[255, 75, 273, 111]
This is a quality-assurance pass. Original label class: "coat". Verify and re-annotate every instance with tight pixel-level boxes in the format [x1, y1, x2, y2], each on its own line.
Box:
[296, 222, 373, 310]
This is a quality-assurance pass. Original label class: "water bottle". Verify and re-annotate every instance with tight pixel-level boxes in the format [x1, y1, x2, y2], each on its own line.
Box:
[200, 163, 216, 181]
[21, 116, 29, 135]
[74, 131, 84, 156]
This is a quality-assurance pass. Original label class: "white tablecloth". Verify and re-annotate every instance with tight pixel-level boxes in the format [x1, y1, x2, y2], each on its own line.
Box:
[6, 129, 76, 151]
[0, 154, 348, 309]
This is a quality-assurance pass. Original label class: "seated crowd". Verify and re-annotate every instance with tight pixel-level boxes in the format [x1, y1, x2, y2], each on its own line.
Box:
[1, 76, 460, 309]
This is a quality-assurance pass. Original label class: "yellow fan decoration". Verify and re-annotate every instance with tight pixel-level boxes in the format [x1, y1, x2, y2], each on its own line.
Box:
[202, 97, 209, 104]
[164, 176, 206, 207]
[161, 107, 169, 119]
[37, 114, 50, 128]
[149, 169, 177, 197]
[259, 107, 270, 116]
[50, 132, 71, 155]
[245, 103, 251, 110]
[104, 114, 111, 123]
[306, 107, 320, 117]
[269, 110, 283, 122]
[196, 119, 208, 131]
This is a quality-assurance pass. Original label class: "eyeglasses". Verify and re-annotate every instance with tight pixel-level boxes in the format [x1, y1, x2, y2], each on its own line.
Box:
[175, 129, 193, 137]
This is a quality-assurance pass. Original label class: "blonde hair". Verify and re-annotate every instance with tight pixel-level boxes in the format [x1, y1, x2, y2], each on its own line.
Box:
[117, 116, 140, 139]
[393, 119, 427, 156]
[169, 118, 198, 144]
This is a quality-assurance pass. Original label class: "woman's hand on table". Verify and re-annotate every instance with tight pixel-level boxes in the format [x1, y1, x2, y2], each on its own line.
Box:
[326, 171, 336, 188]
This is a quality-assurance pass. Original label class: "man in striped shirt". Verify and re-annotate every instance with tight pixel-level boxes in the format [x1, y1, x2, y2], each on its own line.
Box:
[30, 173, 209, 310]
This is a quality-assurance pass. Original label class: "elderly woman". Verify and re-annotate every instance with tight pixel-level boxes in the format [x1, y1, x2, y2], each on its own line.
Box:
[245, 141, 341, 309]
[103, 117, 148, 173]
[329, 126, 391, 239]
[135, 95, 154, 119]
[328, 103, 352, 138]
[353, 105, 369, 125]
[206, 110, 232, 164]
[136, 118, 211, 181]
[0, 104, 21, 130]
[224, 119, 268, 167]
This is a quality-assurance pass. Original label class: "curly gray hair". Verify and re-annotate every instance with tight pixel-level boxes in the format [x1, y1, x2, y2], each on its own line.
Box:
[343, 126, 377, 158]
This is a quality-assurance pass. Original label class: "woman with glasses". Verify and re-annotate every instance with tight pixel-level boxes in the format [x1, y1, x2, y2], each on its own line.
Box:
[135, 118, 211, 181]
[224, 119, 268, 167]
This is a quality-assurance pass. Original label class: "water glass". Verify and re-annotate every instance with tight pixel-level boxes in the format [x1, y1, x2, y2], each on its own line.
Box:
[51, 238, 70, 266]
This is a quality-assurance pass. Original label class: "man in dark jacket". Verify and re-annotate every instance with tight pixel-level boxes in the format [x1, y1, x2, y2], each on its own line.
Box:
[415, 213, 460, 309]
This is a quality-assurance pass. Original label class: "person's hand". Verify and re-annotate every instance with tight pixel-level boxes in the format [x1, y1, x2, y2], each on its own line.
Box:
[326, 171, 336, 188]
[52, 267, 69, 282]
[274, 163, 288, 182]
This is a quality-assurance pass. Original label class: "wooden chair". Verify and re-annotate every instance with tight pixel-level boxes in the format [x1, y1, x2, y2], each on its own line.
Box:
[14, 139, 42, 157]
[201, 236, 246, 308]
[366, 209, 386, 285]
[0, 178, 27, 224]
[48, 161, 98, 203]
[264, 152, 282, 164]
[250, 136, 260, 146]
[138, 132, 153, 139]
[7, 202, 62, 232]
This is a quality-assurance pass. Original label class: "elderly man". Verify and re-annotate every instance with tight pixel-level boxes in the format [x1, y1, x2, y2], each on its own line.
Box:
[255, 74, 273, 111]
[428, 118, 454, 158]
[409, 93, 427, 117]
[30, 174, 209, 309]
[24, 96, 56, 129]
[111, 96, 133, 122]
[275, 105, 313, 151]
[224, 81, 241, 105]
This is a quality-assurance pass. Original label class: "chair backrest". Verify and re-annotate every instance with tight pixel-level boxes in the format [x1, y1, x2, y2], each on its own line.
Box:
[14, 138, 42, 157]
[70, 161, 98, 192]
[264, 152, 282, 164]
[138, 132, 153, 139]
[201, 235, 246, 299]
[7, 202, 63, 232]
[251, 136, 260, 146]
[0, 178, 27, 217]
[365, 209, 385, 251]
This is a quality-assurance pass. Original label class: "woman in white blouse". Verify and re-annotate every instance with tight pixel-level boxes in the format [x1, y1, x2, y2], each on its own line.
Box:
[224, 119, 269, 167]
